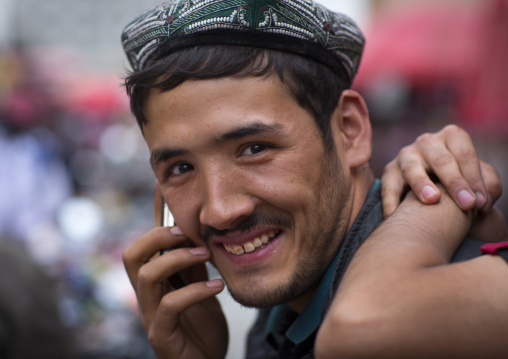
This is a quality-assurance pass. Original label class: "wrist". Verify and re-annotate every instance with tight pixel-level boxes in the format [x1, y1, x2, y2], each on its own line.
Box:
[394, 188, 473, 260]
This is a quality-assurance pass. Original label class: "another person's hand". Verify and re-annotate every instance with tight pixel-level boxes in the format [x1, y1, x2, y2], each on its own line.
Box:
[381, 124, 502, 217]
[467, 162, 507, 242]
[122, 183, 228, 359]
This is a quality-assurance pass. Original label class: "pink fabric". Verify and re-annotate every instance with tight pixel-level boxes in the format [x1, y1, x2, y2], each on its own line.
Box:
[480, 241, 508, 255]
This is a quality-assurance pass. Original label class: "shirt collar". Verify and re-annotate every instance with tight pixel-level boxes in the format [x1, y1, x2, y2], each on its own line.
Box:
[285, 247, 342, 344]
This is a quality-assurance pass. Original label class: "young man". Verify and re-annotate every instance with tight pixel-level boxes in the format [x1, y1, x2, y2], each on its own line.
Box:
[121, 1, 508, 358]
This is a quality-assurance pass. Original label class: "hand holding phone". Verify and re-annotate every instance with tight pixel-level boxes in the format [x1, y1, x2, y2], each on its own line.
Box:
[122, 186, 227, 359]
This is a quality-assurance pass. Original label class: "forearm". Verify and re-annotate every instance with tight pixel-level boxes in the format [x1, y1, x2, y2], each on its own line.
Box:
[315, 191, 508, 358]
[364, 188, 473, 265]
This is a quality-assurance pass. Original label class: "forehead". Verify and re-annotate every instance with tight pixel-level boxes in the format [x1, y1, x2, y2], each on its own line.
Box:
[142, 76, 319, 148]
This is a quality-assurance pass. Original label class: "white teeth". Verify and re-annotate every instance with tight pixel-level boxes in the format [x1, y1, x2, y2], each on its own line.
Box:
[223, 230, 279, 255]
[253, 238, 263, 248]
[243, 242, 255, 253]
[261, 234, 269, 244]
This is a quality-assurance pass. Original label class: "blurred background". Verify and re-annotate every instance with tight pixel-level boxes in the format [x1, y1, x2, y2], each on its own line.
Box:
[0, 0, 506, 358]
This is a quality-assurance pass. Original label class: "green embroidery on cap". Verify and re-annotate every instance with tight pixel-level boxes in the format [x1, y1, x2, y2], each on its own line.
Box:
[122, 0, 365, 82]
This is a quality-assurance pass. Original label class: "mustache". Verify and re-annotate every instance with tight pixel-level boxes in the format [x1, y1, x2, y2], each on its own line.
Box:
[201, 210, 294, 243]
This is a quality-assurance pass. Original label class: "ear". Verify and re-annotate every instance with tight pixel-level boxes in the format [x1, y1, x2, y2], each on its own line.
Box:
[330, 89, 372, 169]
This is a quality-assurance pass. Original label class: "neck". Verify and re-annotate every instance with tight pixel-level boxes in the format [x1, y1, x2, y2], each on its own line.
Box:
[287, 165, 375, 313]
[346, 164, 375, 230]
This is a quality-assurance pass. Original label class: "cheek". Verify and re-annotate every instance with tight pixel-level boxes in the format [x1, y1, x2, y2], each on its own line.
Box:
[165, 190, 205, 245]
[251, 156, 323, 209]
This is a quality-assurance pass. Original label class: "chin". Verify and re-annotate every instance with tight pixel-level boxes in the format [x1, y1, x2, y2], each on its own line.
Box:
[225, 273, 313, 309]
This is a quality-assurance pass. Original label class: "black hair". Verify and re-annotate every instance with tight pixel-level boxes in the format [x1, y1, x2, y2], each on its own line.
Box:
[124, 44, 348, 151]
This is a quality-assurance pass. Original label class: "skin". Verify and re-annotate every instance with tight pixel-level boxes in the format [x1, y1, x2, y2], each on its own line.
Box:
[123, 75, 504, 359]
[142, 76, 372, 311]
[381, 124, 495, 217]
[315, 187, 508, 358]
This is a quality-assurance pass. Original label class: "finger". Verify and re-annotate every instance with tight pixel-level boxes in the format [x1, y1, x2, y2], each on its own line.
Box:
[416, 133, 476, 211]
[479, 161, 503, 213]
[154, 181, 163, 227]
[395, 147, 442, 205]
[123, 226, 187, 289]
[381, 160, 406, 217]
[136, 246, 211, 330]
[148, 280, 225, 354]
[443, 126, 488, 209]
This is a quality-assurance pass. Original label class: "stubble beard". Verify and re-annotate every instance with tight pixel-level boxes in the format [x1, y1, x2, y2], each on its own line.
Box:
[226, 149, 351, 308]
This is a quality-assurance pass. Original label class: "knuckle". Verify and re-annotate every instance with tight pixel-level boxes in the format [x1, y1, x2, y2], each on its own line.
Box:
[399, 157, 421, 174]
[151, 226, 169, 239]
[398, 145, 415, 158]
[430, 152, 454, 168]
[442, 124, 463, 136]
[155, 225, 169, 234]
[384, 158, 397, 169]
[137, 265, 154, 286]
[382, 160, 399, 176]
[147, 330, 157, 347]
[415, 132, 434, 145]
[159, 294, 180, 314]
[381, 167, 393, 179]
[147, 328, 165, 349]
[454, 146, 477, 163]
[122, 247, 133, 265]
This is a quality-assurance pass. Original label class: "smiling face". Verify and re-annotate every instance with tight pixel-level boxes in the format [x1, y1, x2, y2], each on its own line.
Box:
[143, 76, 355, 309]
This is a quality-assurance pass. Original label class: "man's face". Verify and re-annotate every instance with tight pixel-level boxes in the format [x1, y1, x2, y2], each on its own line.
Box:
[143, 76, 353, 308]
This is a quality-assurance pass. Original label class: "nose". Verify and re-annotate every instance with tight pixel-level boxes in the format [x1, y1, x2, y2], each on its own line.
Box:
[199, 167, 255, 231]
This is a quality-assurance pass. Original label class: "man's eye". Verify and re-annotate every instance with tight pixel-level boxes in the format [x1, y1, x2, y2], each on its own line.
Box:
[169, 163, 194, 176]
[243, 144, 268, 155]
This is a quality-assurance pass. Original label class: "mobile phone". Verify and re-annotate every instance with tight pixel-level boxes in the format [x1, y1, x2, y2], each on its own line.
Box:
[161, 198, 175, 227]
[160, 197, 190, 289]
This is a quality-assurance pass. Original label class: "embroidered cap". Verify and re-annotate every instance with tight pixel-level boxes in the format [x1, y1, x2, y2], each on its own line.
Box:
[121, 0, 365, 85]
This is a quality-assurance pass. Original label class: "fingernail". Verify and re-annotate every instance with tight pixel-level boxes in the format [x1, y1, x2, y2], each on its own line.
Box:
[457, 190, 474, 207]
[422, 185, 438, 199]
[206, 279, 224, 288]
[189, 247, 208, 256]
[170, 226, 184, 236]
[475, 192, 486, 207]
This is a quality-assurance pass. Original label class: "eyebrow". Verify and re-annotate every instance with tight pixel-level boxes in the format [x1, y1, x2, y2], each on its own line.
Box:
[150, 122, 285, 170]
[213, 122, 284, 144]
